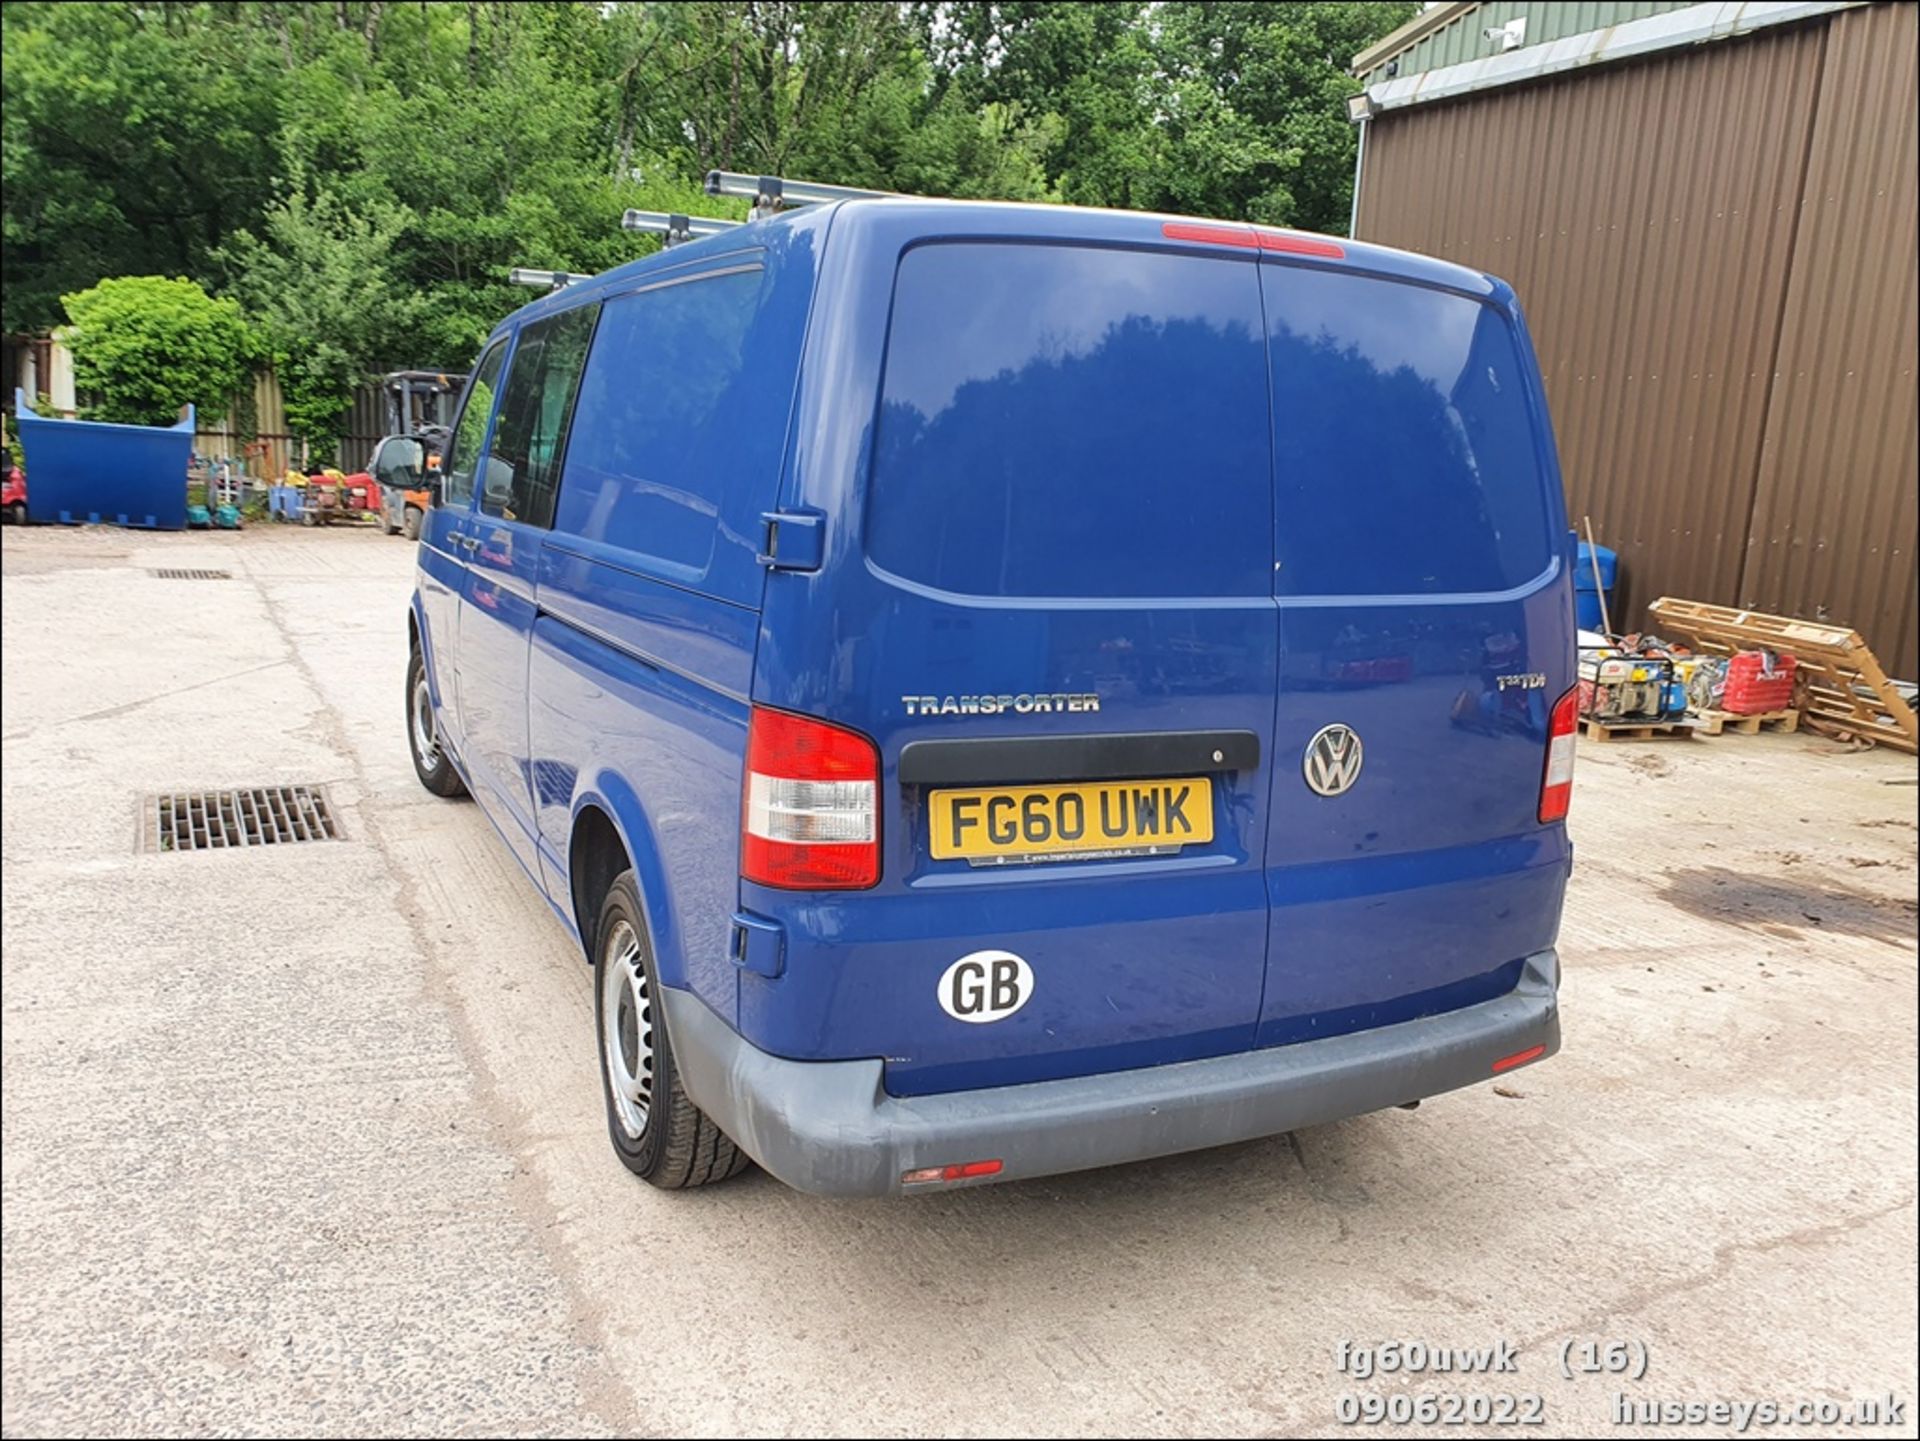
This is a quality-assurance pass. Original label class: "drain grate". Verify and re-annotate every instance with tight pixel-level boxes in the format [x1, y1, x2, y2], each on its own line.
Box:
[151, 569, 232, 581]
[149, 786, 341, 852]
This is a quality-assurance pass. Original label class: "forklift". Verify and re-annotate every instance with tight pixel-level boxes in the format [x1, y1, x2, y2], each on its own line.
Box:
[371, 371, 464, 539]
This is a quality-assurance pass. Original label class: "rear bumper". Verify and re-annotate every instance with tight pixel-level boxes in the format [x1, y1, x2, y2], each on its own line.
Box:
[663, 950, 1560, 1197]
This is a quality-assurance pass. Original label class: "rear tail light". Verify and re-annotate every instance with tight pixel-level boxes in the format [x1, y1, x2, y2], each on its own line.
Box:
[742, 706, 880, 889]
[1539, 686, 1578, 823]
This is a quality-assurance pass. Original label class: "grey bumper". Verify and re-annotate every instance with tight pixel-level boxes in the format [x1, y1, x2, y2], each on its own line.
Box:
[663, 950, 1560, 1197]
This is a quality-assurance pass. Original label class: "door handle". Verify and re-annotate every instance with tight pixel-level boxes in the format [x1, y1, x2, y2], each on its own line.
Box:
[457, 535, 479, 552]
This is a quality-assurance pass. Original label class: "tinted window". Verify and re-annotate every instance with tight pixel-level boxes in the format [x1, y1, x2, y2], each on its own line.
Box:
[443, 340, 506, 508]
[866, 243, 1271, 599]
[480, 305, 598, 528]
[1265, 271, 1552, 596]
[553, 268, 769, 576]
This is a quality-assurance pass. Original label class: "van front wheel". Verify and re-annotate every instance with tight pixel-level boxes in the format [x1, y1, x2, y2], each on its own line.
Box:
[594, 872, 751, 1189]
[406, 646, 466, 798]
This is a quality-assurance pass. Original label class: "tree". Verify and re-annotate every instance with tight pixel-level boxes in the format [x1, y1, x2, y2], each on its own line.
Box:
[1149, 2, 1418, 233]
[0, 1, 279, 334]
[217, 184, 429, 448]
[5, 0, 1423, 417]
[59, 276, 255, 427]
[912, 1, 1160, 208]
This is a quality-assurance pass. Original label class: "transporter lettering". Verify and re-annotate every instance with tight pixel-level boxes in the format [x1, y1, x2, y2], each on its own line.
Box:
[902, 693, 1102, 717]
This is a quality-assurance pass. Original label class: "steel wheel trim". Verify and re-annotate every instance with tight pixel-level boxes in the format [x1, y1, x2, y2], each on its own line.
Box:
[601, 918, 653, 1139]
[411, 674, 440, 766]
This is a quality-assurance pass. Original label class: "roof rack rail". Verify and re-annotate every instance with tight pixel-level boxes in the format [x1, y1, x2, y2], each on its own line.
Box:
[704, 171, 894, 221]
[621, 209, 745, 247]
[508, 267, 593, 291]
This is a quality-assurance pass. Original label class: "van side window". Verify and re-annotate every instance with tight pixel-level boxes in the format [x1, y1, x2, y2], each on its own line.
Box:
[552, 268, 767, 577]
[1265, 272, 1552, 596]
[480, 304, 599, 528]
[866, 243, 1272, 599]
[442, 339, 507, 508]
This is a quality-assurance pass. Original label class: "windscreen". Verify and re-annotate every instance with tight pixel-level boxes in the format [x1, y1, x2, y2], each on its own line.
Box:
[866, 242, 1272, 599]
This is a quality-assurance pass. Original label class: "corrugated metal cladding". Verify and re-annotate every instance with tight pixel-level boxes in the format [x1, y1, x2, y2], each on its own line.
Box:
[1358, 1, 1693, 86]
[1355, 3, 1918, 674]
[194, 368, 298, 479]
[1745, 0, 1917, 677]
[339, 383, 387, 472]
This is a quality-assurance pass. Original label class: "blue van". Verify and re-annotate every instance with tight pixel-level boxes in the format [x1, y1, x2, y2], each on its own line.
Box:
[405, 198, 1577, 1195]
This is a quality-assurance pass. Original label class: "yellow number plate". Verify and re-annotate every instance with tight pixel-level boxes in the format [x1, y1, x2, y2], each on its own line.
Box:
[929, 777, 1213, 861]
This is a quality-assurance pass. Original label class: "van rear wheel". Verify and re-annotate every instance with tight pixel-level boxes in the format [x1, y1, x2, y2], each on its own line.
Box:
[593, 871, 751, 1189]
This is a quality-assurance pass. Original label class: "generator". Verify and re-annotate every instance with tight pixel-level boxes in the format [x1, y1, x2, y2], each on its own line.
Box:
[1578, 641, 1688, 723]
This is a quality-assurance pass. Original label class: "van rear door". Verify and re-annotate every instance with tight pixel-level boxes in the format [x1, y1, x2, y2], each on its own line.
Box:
[1256, 262, 1574, 1047]
[746, 217, 1280, 1096]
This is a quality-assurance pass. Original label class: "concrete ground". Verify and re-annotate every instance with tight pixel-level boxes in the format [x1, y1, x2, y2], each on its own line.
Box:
[2, 522, 1914, 1439]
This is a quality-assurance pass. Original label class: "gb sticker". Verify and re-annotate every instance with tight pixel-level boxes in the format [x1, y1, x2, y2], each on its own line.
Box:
[938, 950, 1033, 1023]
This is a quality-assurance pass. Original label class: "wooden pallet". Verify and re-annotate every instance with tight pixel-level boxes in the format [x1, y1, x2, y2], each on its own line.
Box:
[1647, 597, 1917, 754]
[1690, 707, 1799, 737]
[1580, 716, 1695, 743]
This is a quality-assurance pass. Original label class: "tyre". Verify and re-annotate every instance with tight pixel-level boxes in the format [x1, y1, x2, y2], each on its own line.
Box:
[4, 502, 23, 526]
[594, 871, 751, 1189]
[402, 505, 422, 541]
[406, 645, 467, 797]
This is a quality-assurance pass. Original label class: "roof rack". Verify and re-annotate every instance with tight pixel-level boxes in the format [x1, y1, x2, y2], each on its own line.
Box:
[704, 171, 893, 221]
[508, 267, 593, 291]
[621, 209, 745, 247]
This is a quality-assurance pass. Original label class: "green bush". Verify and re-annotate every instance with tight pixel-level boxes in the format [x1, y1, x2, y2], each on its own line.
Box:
[59, 276, 255, 428]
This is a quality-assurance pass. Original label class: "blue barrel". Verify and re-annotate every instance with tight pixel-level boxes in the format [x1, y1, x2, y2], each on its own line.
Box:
[1575, 541, 1618, 631]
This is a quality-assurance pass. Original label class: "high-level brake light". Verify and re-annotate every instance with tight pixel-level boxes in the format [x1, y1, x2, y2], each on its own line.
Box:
[741, 707, 881, 890]
[1160, 221, 1346, 259]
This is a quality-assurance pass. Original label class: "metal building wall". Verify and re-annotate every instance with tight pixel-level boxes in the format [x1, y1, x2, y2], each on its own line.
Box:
[339, 383, 388, 472]
[1357, 1, 1693, 87]
[193, 368, 299, 480]
[1744, 1, 1917, 674]
[1355, 7, 1918, 674]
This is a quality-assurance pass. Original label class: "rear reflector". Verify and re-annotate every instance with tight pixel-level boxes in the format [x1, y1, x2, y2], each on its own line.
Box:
[1161, 221, 1345, 259]
[742, 707, 880, 889]
[1539, 686, 1578, 823]
[902, 1159, 1004, 1185]
[1493, 1044, 1547, 1074]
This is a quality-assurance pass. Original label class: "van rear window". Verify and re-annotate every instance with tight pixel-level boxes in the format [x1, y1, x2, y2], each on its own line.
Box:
[867, 243, 1271, 599]
[1265, 271, 1553, 596]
